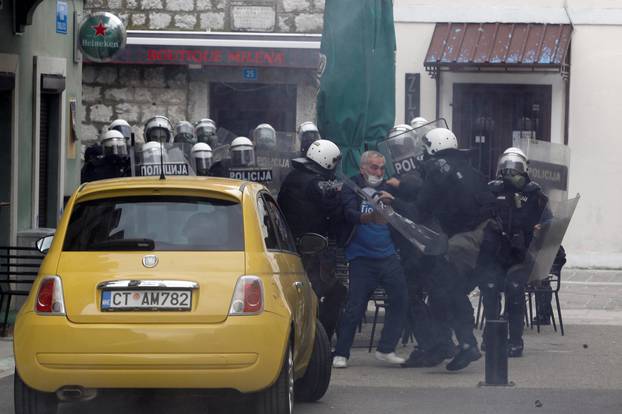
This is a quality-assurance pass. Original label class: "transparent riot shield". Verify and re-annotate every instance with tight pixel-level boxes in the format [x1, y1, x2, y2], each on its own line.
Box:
[378, 118, 448, 177]
[131, 142, 195, 177]
[255, 131, 298, 196]
[512, 137, 571, 201]
[524, 194, 580, 283]
[336, 169, 448, 255]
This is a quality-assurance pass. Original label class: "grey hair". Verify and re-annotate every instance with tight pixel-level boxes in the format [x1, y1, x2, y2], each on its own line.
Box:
[360, 150, 385, 167]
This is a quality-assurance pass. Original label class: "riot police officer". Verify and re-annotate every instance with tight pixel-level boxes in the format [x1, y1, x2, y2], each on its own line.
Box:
[81, 130, 130, 183]
[144, 116, 173, 143]
[109, 119, 132, 144]
[278, 139, 345, 341]
[209, 136, 256, 177]
[195, 119, 218, 147]
[252, 123, 277, 150]
[297, 121, 321, 155]
[174, 121, 196, 145]
[410, 117, 428, 129]
[410, 127, 497, 371]
[483, 148, 550, 357]
[191, 142, 213, 176]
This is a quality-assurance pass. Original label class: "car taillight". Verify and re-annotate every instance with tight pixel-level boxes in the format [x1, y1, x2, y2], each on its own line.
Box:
[229, 276, 263, 315]
[35, 276, 66, 315]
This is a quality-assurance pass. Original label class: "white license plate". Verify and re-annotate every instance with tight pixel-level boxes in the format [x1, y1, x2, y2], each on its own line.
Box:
[101, 290, 192, 311]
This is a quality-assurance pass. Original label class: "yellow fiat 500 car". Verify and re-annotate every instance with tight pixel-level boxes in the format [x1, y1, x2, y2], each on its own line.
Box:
[14, 176, 331, 414]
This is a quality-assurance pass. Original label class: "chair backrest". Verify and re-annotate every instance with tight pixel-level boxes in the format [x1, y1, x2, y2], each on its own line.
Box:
[0, 246, 44, 288]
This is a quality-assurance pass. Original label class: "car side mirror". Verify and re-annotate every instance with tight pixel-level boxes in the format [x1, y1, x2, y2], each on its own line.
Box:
[35, 235, 54, 255]
[297, 233, 328, 255]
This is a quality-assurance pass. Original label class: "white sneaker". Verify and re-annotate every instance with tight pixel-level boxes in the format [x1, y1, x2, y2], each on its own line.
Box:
[332, 356, 348, 368]
[375, 351, 405, 365]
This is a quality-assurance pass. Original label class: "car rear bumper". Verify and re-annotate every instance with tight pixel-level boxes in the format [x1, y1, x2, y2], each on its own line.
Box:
[14, 311, 289, 393]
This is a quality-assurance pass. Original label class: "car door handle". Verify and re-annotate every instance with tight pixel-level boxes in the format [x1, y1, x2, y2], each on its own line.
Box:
[293, 281, 304, 291]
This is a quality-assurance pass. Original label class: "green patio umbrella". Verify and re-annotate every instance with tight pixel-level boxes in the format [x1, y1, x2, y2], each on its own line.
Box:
[317, 0, 396, 176]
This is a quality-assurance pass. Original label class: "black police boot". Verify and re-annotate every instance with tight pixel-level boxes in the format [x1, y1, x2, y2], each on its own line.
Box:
[508, 340, 524, 358]
[446, 345, 482, 371]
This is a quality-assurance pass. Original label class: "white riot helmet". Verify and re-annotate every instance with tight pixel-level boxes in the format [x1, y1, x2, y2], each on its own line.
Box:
[497, 152, 528, 177]
[109, 119, 132, 143]
[195, 118, 217, 146]
[141, 141, 168, 164]
[306, 139, 342, 171]
[100, 130, 128, 158]
[174, 121, 196, 144]
[297, 121, 321, 155]
[144, 116, 173, 143]
[230, 136, 255, 167]
[502, 147, 528, 163]
[191, 142, 213, 176]
[422, 128, 458, 155]
[410, 117, 428, 129]
[252, 123, 277, 149]
[388, 124, 414, 140]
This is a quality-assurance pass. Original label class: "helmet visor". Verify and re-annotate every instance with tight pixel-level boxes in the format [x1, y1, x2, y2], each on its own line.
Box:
[300, 131, 320, 153]
[254, 129, 276, 148]
[102, 138, 128, 157]
[232, 148, 255, 166]
[498, 160, 527, 175]
[146, 127, 171, 143]
[196, 125, 217, 142]
[193, 153, 213, 172]
[112, 125, 132, 141]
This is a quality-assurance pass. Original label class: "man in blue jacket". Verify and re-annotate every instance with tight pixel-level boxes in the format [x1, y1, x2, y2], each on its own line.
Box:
[332, 151, 409, 368]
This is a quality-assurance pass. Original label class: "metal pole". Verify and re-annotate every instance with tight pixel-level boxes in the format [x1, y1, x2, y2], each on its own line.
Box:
[479, 319, 514, 387]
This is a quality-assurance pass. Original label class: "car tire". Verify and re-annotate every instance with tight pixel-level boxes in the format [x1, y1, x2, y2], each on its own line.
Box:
[294, 320, 332, 402]
[255, 342, 294, 414]
[14, 371, 59, 414]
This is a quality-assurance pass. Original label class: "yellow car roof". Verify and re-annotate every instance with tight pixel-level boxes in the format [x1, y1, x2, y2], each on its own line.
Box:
[76, 176, 264, 201]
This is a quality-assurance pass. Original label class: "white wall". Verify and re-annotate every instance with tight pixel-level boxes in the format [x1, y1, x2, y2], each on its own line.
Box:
[565, 25, 622, 267]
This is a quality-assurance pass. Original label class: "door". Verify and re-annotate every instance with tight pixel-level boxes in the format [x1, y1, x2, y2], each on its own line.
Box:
[452, 83, 552, 179]
[210, 83, 297, 138]
[38, 92, 61, 228]
[258, 193, 313, 370]
[0, 90, 11, 245]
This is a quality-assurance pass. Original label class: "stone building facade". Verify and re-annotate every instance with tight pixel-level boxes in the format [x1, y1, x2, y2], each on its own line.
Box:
[81, 0, 325, 147]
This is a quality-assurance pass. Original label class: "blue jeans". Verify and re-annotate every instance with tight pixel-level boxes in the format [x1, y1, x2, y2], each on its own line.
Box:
[334, 255, 408, 358]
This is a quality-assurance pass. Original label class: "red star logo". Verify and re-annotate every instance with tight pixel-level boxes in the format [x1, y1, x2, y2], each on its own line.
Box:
[92, 20, 107, 37]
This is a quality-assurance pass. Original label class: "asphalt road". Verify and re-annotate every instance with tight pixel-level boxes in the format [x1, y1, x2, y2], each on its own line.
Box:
[2, 324, 622, 414]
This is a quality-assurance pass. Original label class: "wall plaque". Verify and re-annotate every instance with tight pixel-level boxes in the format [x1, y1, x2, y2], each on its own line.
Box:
[231, 6, 276, 32]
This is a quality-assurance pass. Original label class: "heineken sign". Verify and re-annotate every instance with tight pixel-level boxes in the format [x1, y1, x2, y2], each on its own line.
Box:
[78, 12, 126, 62]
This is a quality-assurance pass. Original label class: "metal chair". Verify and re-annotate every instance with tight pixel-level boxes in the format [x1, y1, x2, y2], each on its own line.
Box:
[526, 273, 564, 336]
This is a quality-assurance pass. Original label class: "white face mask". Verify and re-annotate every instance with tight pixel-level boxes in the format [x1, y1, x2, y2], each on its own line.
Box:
[365, 174, 383, 188]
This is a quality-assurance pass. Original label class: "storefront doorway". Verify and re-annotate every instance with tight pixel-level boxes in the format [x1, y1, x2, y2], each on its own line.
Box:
[209, 82, 297, 138]
[452, 83, 552, 179]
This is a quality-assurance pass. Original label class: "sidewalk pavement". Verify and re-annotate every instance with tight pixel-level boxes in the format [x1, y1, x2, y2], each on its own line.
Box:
[1, 268, 621, 381]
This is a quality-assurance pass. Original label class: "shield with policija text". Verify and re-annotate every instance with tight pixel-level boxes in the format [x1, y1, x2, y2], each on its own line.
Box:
[378, 119, 449, 178]
[512, 137, 571, 201]
[130, 142, 195, 177]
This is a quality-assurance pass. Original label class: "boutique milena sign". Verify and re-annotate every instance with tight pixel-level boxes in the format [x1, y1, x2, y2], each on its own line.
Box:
[78, 12, 127, 62]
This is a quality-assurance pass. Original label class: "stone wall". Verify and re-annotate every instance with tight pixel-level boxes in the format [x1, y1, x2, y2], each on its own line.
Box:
[81, 64, 191, 144]
[83, 0, 325, 33]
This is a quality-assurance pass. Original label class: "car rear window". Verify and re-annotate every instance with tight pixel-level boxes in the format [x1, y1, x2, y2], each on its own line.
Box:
[63, 196, 244, 251]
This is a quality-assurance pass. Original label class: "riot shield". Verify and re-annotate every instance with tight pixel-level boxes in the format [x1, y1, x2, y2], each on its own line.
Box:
[255, 131, 298, 195]
[378, 118, 448, 177]
[131, 142, 195, 177]
[512, 137, 571, 201]
[336, 169, 448, 255]
[524, 194, 580, 283]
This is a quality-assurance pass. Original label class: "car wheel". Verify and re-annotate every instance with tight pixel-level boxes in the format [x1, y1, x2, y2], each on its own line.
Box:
[255, 342, 294, 414]
[294, 320, 332, 402]
[14, 371, 59, 414]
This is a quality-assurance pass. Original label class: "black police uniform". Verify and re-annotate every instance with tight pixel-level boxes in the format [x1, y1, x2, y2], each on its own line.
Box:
[278, 160, 346, 341]
[484, 177, 549, 354]
[389, 172, 457, 367]
[413, 148, 496, 370]
[81, 155, 130, 183]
